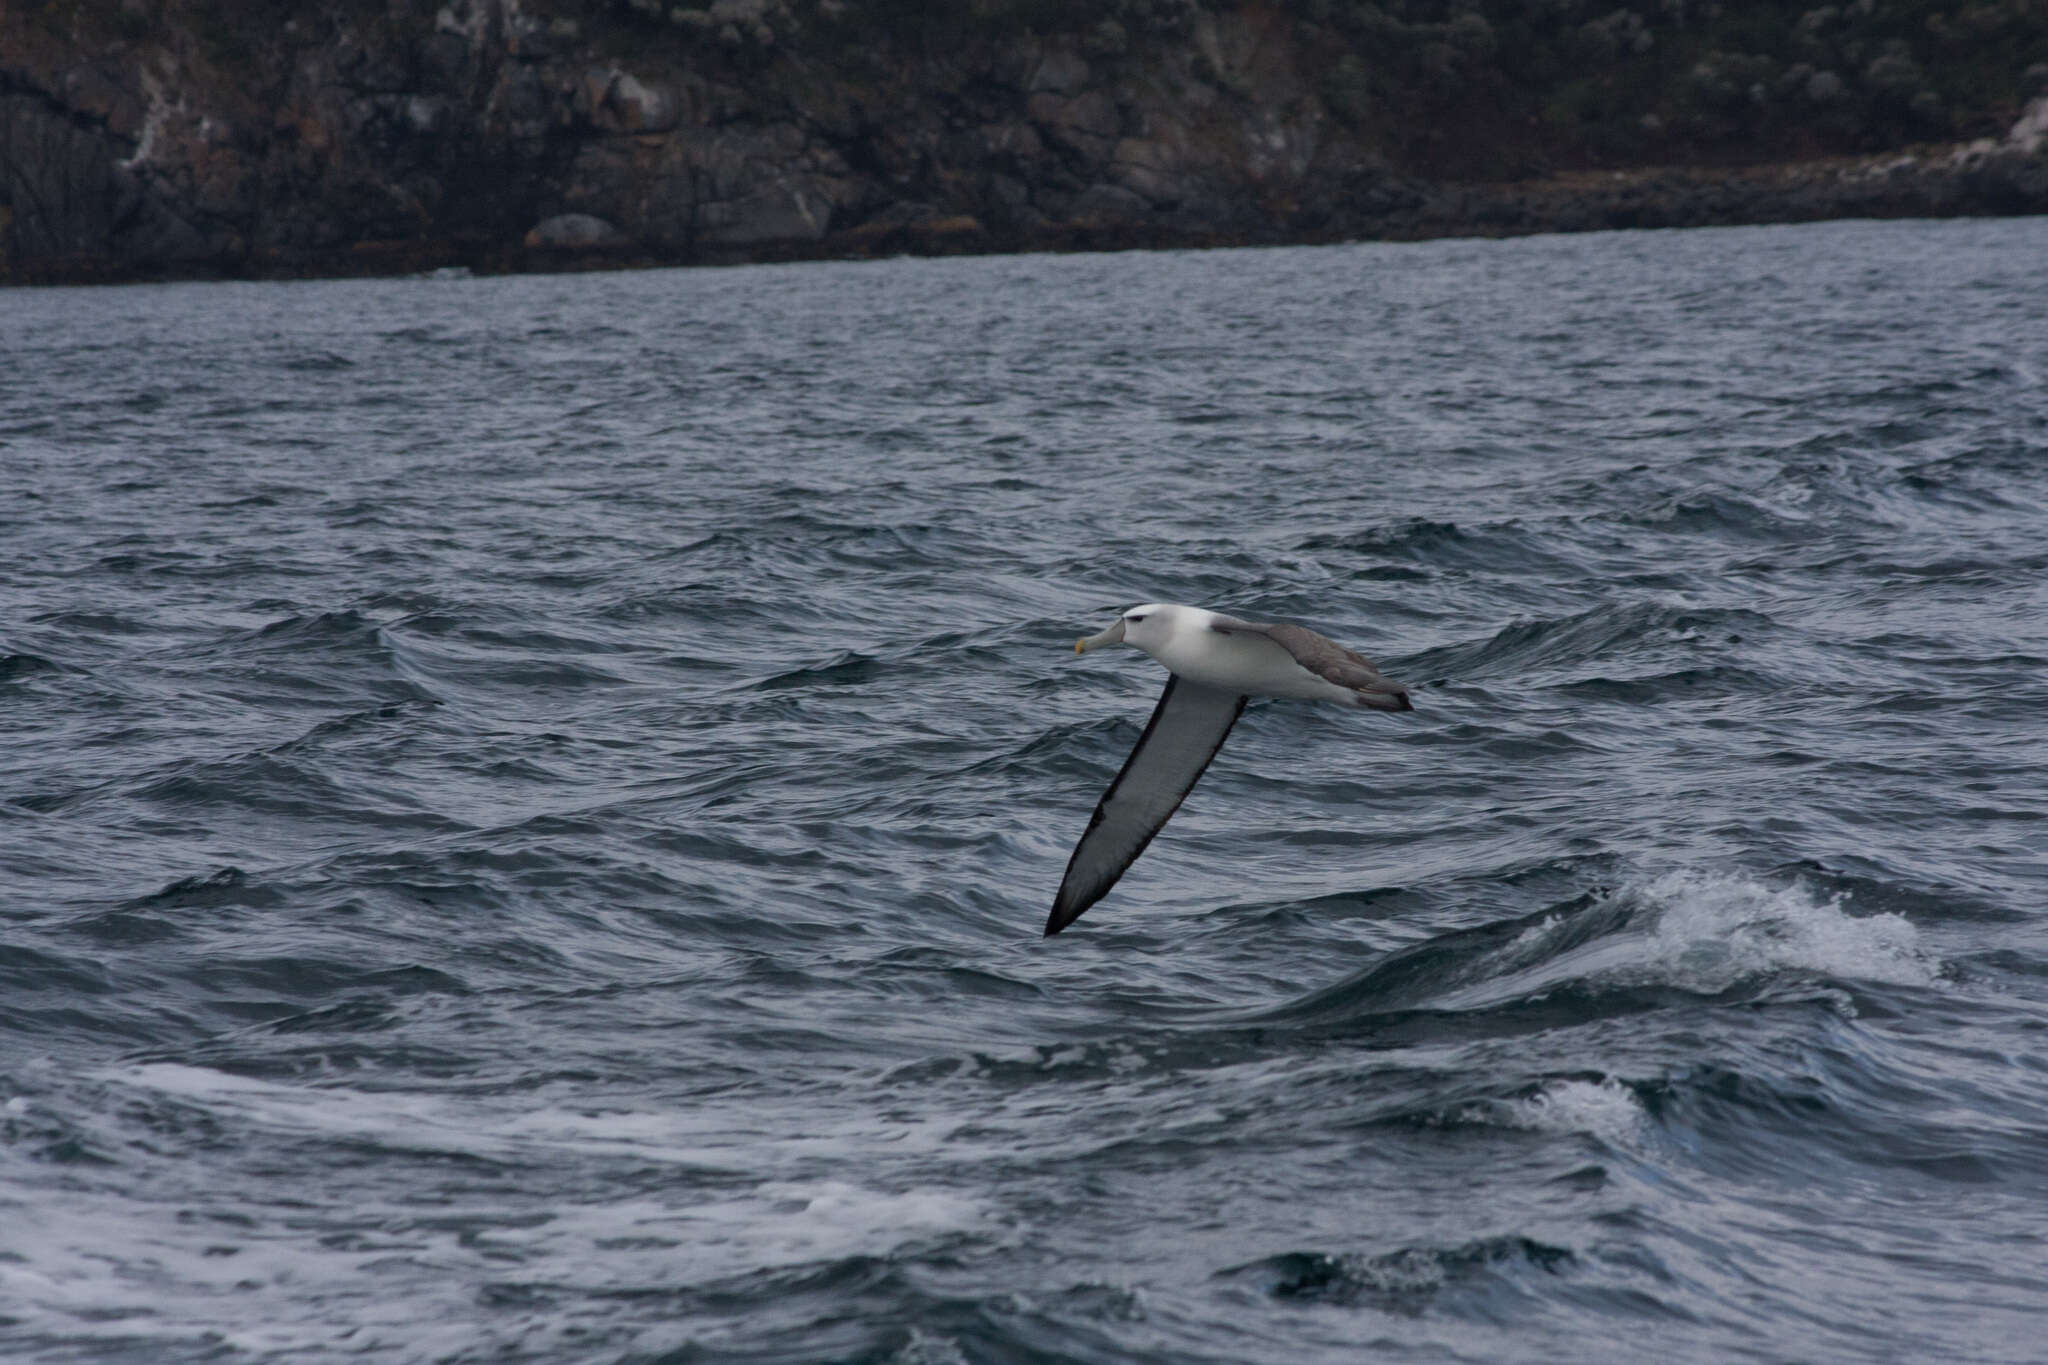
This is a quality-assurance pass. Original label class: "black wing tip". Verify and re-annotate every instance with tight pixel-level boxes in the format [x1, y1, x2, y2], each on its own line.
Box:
[1044, 897, 1087, 936]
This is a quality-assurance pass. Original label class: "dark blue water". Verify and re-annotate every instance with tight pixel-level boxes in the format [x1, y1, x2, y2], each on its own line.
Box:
[3, 218, 2046, 1363]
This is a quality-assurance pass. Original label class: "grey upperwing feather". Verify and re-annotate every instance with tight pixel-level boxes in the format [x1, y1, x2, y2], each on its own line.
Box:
[1209, 615, 1412, 709]
[1045, 676, 1247, 936]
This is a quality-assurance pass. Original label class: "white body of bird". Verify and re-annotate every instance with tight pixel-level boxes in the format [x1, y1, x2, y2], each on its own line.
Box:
[1050, 600, 1413, 935]
[1078, 603, 1370, 705]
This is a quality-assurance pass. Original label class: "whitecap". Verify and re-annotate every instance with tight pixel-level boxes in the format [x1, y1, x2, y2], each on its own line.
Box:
[1630, 868, 1938, 992]
[1484, 1076, 1650, 1148]
[887, 1326, 973, 1365]
[1427, 866, 1941, 1014]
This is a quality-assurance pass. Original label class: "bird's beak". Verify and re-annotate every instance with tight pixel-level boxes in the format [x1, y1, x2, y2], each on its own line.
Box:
[1074, 619, 1126, 654]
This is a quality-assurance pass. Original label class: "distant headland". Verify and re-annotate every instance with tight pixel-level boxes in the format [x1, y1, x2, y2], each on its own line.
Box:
[5, 0, 2046, 286]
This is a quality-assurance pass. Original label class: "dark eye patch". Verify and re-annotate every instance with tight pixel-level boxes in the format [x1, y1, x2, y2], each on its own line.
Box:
[1126, 613, 1148, 623]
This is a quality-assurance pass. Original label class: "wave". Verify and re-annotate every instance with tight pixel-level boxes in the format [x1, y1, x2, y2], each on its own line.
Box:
[194, 609, 436, 709]
[1463, 1076, 1651, 1148]
[1249, 866, 1938, 1037]
[1297, 516, 1581, 576]
[1617, 488, 1831, 543]
[1221, 1235, 1575, 1306]
[0, 651, 66, 685]
[1405, 602, 1781, 685]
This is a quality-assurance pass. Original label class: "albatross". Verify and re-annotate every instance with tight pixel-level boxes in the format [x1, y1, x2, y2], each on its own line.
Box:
[1047, 603, 1412, 936]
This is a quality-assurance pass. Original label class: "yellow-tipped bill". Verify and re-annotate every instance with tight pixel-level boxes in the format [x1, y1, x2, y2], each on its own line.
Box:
[1074, 619, 1126, 654]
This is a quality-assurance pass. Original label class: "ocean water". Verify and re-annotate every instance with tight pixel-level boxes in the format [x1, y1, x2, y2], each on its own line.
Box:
[2, 217, 2045, 1363]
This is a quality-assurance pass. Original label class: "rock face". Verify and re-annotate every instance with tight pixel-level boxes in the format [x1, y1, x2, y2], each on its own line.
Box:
[524, 212, 623, 248]
[3, 1, 2047, 285]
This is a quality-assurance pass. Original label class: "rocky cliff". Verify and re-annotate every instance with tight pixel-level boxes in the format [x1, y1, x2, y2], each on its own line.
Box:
[4, 0, 2047, 285]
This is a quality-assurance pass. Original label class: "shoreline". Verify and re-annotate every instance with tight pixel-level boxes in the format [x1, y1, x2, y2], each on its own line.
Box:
[9, 142, 2043, 290]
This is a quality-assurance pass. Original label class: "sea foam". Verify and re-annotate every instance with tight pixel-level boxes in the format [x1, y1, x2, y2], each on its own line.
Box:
[1629, 868, 1938, 992]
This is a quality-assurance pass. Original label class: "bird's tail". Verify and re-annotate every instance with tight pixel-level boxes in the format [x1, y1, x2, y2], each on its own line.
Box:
[1353, 679, 1412, 711]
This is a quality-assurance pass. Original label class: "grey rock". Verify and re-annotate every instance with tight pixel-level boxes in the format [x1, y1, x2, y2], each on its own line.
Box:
[523, 213, 624, 248]
[1029, 51, 1090, 96]
[0, 87, 215, 270]
[1109, 137, 1181, 205]
[2009, 96, 2048, 154]
[1069, 183, 1150, 224]
[600, 70, 679, 133]
[696, 181, 831, 244]
[1807, 70, 1845, 103]
[1029, 90, 1119, 165]
[981, 121, 1044, 162]
[687, 131, 839, 246]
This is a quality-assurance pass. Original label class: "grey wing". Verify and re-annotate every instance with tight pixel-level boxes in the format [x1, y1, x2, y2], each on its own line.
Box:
[1211, 616, 1411, 709]
[1046, 676, 1247, 936]
[1262, 623, 1391, 689]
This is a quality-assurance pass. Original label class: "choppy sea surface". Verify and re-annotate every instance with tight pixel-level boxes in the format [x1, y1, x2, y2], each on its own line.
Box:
[3, 217, 2046, 1363]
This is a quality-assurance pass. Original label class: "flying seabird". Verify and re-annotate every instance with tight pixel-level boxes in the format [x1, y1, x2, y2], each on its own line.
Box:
[1047, 603, 1412, 936]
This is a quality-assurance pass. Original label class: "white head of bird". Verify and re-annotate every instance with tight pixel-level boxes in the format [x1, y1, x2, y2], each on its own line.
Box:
[1074, 603, 1183, 659]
